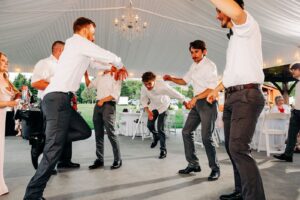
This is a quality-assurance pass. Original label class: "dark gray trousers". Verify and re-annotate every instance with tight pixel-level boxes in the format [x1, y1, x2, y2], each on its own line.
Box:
[182, 99, 219, 171]
[41, 103, 72, 163]
[147, 109, 167, 151]
[284, 109, 300, 157]
[223, 88, 266, 200]
[93, 101, 121, 162]
[24, 92, 92, 199]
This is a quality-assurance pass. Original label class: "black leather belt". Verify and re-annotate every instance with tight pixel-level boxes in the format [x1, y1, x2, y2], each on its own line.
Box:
[225, 83, 260, 94]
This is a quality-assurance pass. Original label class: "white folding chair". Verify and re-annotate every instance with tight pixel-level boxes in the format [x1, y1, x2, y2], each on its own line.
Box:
[132, 111, 151, 140]
[166, 110, 177, 135]
[258, 113, 290, 157]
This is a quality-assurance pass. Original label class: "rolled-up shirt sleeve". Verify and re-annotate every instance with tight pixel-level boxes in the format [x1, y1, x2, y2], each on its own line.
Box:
[31, 60, 52, 83]
[140, 87, 149, 108]
[182, 66, 193, 84]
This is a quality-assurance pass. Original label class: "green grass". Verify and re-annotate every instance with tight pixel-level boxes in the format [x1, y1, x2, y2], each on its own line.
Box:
[78, 104, 184, 129]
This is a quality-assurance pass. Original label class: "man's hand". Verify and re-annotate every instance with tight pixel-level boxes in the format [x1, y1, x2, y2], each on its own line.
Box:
[97, 99, 105, 107]
[84, 70, 89, 77]
[147, 110, 154, 120]
[115, 66, 128, 81]
[183, 101, 191, 110]
[206, 90, 218, 104]
[163, 75, 172, 81]
[188, 97, 197, 109]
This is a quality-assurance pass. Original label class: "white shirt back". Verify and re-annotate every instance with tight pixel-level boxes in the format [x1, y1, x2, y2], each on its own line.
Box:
[223, 11, 264, 88]
[183, 57, 218, 96]
[43, 34, 122, 97]
[89, 73, 122, 101]
[140, 80, 185, 114]
[31, 55, 57, 99]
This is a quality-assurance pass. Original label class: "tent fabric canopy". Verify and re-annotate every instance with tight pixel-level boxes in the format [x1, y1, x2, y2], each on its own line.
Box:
[1, 0, 300, 77]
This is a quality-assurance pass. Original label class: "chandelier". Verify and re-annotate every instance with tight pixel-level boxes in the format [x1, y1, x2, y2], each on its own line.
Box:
[113, 0, 148, 40]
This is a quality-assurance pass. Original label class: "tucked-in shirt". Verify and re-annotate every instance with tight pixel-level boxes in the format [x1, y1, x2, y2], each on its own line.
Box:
[43, 34, 122, 97]
[140, 80, 185, 113]
[183, 57, 218, 96]
[295, 81, 300, 110]
[31, 55, 57, 99]
[223, 11, 264, 88]
[270, 104, 290, 114]
[88, 73, 122, 101]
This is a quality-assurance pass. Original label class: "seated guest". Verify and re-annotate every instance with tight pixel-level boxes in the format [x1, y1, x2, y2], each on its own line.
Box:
[85, 70, 123, 170]
[0, 52, 19, 196]
[270, 96, 290, 114]
[141, 71, 187, 159]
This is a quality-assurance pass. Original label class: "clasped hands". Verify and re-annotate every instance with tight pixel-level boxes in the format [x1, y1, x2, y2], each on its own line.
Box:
[110, 66, 128, 81]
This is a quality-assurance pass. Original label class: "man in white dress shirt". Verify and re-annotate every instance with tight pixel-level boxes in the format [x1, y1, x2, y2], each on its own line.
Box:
[84, 70, 123, 170]
[24, 17, 127, 200]
[141, 72, 186, 159]
[274, 62, 300, 162]
[207, 0, 266, 199]
[31, 41, 80, 172]
[164, 40, 220, 180]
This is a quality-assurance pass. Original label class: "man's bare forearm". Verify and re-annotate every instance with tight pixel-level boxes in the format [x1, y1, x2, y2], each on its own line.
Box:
[210, 0, 246, 24]
[31, 80, 49, 90]
[170, 77, 187, 85]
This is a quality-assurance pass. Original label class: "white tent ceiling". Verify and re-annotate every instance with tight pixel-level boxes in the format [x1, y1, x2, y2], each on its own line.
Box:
[1, 0, 300, 77]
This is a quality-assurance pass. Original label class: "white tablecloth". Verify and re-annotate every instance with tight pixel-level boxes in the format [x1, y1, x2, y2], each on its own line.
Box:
[117, 112, 148, 136]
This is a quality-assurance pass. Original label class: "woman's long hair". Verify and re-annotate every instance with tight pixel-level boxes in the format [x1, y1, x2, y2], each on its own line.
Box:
[0, 52, 20, 95]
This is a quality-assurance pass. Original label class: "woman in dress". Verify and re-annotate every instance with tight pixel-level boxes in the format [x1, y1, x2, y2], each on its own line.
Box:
[0, 52, 19, 196]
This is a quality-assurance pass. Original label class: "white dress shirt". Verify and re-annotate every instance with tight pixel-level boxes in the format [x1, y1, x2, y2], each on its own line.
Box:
[140, 80, 185, 114]
[270, 104, 291, 114]
[43, 34, 122, 97]
[223, 11, 264, 88]
[183, 57, 218, 96]
[31, 55, 57, 99]
[88, 73, 122, 101]
[295, 81, 300, 110]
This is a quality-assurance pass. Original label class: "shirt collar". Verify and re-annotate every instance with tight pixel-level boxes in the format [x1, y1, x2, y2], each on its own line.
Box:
[194, 56, 207, 66]
[50, 54, 58, 62]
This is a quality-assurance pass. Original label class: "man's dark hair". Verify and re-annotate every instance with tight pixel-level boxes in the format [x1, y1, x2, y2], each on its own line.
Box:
[189, 40, 206, 51]
[234, 0, 244, 9]
[290, 62, 300, 70]
[51, 41, 65, 52]
[73, 17, 96, 33]
[142, 72, 156, 82]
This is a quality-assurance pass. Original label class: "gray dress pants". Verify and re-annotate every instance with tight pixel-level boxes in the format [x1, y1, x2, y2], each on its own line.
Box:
[93, 101, 121, 162]
[223, 88, 266, 200]
[24, 92, 91, 199]
[182, 99, 219, 171]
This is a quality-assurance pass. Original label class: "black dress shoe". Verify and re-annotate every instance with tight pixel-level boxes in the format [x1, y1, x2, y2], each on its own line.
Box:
[150, 136, 160, 148]
[208, 170, 220, 181]
[51, 169, 57, 175]
[273, 154, 293, 162]
[158, 150, 167, 159]
[111, 160, 122, 169]
[178, 166, 201, 174]
[57, 161, 80, 168]
[89, 159, 104, 170]
[24, 197, 46, 200]
[220, 191, 242, 200]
